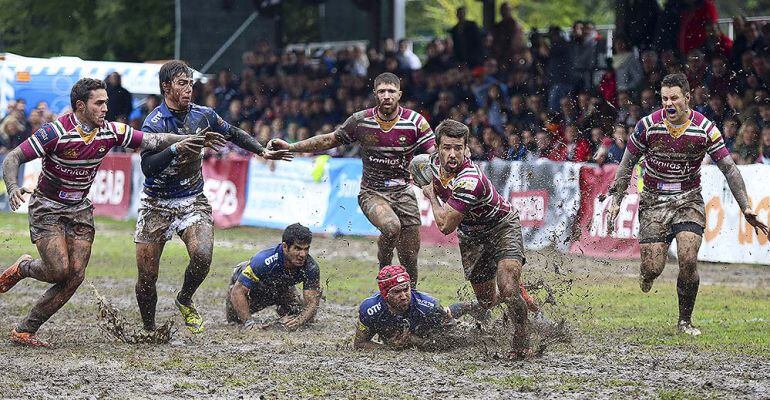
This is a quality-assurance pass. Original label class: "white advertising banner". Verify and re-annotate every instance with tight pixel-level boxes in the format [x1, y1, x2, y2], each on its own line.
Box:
[241, 158, 331, 232]
[689, 164, 770, 265]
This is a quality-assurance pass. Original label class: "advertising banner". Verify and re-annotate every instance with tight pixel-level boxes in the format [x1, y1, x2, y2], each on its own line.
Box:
[569, 164, 642, 259]
[202, 156, 249, 228]
[242, 157, 331, 232]
[679, 164, 770, 265]
[88, 153, 132, 219]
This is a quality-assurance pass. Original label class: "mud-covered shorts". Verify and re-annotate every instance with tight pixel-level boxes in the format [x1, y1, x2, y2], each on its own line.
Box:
[134, 193, 213, 243]
[358, 185, 422, 228]
[225, 262, 303, 324]
[28, 194, 95, 243]
[638, 188, 705, 244]
[458, 212, 526, 285]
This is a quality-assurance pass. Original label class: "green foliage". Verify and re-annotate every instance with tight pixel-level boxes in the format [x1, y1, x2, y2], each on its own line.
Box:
[282, 0, 321, 45]
[406, 0, 614, 38]
[0, 0, 173, 61]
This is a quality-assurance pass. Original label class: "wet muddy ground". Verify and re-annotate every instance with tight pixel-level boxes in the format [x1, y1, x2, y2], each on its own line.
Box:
[1, 223, 769, 399]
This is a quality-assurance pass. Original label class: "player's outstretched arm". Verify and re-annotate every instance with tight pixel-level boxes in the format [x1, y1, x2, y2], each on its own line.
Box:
[2, 147, 36, 210]
[605, 149, 641, 233]
[716, 156, 770, 237]
[422, 185, 464, 235]
[229, 282, 255, 327]
[140, 134, 206, 177]
[281, 289, 321, 331]
[140, 129, 225, 152]
[227, 126, 292, 161]
[353, 323, 383, 350]
[269, 114, 358, 153]
[269, 132, 342, 154]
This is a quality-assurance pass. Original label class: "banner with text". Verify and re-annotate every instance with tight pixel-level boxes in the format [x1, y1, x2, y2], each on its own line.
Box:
[88, 153, 132, 219]
[242, 158, 333, 232]
[202, 156, 249, 228]
[479, 159, 583, 251]
[675, 164, 770, 264]
[569, 164, 642, 259]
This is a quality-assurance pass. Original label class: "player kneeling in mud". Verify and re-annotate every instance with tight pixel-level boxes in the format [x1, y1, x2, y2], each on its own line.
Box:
[354, 265, 485, 350]
[226, 224, 320, 331]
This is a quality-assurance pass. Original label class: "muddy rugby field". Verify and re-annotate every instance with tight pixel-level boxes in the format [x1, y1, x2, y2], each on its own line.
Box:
[1, 213, 769, 399]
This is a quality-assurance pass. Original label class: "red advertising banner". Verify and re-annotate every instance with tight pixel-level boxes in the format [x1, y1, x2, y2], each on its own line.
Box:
[202, 156, 249, 228]
[89, 153, 132, 219]
[569, 164, 641, 259]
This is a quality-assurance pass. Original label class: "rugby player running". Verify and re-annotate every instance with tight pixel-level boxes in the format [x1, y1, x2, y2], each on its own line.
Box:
[269, 72, 435, 287]
[606, 73, 768, 335]
[419, 119, 534, 359]
[0, 78, 225, 347]
[135, 60, 292, 334]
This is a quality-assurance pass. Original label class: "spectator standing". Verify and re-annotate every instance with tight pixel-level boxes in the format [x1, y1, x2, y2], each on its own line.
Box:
[450, 7, 483, 68]
[105, 72, 133, 123]
[613, 36, 644, 93]
[678, 0, 718, 56]
[545, 26, 575, 111]
[491, 2, 521, 72]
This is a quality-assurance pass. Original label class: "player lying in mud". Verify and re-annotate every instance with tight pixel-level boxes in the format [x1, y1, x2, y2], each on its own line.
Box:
[354, 265, 487, 351]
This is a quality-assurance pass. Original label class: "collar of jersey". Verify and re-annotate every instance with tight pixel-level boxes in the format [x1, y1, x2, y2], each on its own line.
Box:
[72, 114, 99, 144]
[159, 101, 191, 119]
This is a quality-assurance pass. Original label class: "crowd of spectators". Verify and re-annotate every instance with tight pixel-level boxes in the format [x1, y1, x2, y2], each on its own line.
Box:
[2, 0, 770, 166]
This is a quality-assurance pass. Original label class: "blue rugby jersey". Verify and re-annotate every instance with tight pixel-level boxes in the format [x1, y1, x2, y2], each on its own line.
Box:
[141, 101, 231, 199]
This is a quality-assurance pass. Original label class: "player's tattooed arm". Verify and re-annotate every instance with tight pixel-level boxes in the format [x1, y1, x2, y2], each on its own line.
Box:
[227, 126, 292, 161]
[717, 156, 770, 237]
[270, 132, 342, 153]
[353, 322, 383, 350]
[229, 282, 255, 327]
[268, 114, 358, 153]
[605, 149, 641, 233]
[281, 289, 321, 331]
[140, 128, 226, 152]
[2, 147, 36, 210]
[422, 185, 464, 234]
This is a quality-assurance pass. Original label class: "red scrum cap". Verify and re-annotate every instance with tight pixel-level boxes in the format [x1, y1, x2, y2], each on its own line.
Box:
[377, 265, 410, 300]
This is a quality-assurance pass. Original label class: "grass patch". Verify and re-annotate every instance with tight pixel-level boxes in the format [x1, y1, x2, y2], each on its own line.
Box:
[485, 374, 536, 391]
[2, 212, 770, 358]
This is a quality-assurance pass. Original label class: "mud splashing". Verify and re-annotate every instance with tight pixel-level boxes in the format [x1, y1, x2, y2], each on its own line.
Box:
[89, 282, 176, 344]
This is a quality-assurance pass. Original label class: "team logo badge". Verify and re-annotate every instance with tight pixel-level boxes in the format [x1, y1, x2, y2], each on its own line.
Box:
[98, 146, 107, 154]
[398, 135, 408, 144]
[63, 148, 78, 159]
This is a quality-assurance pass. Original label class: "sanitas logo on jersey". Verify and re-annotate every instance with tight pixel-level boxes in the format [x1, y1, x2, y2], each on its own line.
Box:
[415, 298, 435, 309]
[368, 156, 402, 166]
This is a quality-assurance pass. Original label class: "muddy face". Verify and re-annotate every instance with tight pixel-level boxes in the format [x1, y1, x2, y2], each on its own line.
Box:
[374, 83, 401, 117]
[164, 73, 194, 109]
[386, 283, 411, 314]
[438, 135, 466, 173]
[283, 242, 310, 268]
[78, 88, 108, 128]
[661, 85, 690, 124]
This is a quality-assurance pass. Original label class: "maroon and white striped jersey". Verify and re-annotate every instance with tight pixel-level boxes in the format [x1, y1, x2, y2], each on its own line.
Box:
[430, 153, 514, 235]
[19, 113, 143, 204]
[628, 109, 730, 194]
[335, 106, 435, 191]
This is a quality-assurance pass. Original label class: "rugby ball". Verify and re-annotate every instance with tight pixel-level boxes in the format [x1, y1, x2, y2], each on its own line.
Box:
[409, 154, 433, 187]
